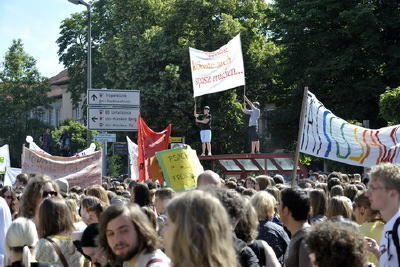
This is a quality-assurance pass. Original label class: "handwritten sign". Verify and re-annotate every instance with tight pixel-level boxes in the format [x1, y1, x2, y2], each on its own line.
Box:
[190, 34, 245, 97]
[156, 146, 203, 192]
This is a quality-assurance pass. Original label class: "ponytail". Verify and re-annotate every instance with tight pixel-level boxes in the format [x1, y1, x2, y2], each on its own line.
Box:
[22, 246, 34, 267]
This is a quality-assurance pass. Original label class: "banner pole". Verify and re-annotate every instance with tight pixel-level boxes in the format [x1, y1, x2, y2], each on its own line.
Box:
[243, 85, 246, 99]
[291, 86, 308, 187]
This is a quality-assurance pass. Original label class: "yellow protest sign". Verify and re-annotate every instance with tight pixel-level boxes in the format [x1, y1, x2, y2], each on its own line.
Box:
[156, 146, 203, 192]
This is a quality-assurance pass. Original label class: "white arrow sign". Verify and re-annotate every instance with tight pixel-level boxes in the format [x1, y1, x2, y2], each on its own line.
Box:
[88, 89, 140, 106]
[88, 107, 139, 131]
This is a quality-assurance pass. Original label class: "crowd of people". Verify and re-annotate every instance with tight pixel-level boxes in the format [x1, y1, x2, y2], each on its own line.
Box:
[0, 162, 399, 266]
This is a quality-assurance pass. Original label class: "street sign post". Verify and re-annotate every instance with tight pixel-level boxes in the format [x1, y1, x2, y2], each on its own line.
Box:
[94, 133, 116, 142]
[87, 88, 140, 177]
[88, 107, 139, 131]
[88, 89, 140, 106]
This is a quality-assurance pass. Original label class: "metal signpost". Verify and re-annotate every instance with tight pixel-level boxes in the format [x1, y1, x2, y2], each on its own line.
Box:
[87, 89, 140, 176]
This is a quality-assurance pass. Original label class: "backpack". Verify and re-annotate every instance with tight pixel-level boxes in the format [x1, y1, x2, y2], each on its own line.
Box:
[389, 217, 400, 266]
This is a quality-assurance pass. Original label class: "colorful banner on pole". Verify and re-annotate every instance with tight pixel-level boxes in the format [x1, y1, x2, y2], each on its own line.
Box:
[21, 147, 102, 188]
[156, 146, 203, 192]
[190, 34, 245, 97]
[300, 91, 400, 167]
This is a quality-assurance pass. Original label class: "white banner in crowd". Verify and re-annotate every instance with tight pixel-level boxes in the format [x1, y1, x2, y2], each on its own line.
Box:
[0, 144, 21, 186]
[300, 91, 400, 167]
[189, 34, 245, 97]
[0, 145, 10, 174]
[21, 147, 102, 188]
[126, 136, 139, 180]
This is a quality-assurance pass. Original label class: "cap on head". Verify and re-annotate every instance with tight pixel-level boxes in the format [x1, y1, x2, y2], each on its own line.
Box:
[204, 106, 210, 110]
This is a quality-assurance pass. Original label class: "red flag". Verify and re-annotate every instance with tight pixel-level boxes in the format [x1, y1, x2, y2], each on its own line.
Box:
[137, 114, 172, 182]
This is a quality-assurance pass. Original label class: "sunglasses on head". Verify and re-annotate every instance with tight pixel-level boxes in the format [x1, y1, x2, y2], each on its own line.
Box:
[42, 191, 58, 198]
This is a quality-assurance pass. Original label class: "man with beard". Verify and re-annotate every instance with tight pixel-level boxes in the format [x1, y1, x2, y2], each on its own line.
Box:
[99, 203, 170, 267]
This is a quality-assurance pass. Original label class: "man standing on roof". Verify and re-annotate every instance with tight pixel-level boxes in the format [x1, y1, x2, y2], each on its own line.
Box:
[242, 95, 261, 154]
[194, 106, 212, 156]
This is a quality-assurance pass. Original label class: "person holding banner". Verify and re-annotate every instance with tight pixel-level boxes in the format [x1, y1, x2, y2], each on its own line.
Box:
[194, 106, 212, 156]
[242, 96, 260, 154]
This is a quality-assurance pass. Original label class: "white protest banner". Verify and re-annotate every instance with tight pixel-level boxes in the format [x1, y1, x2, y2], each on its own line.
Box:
[300, 91, 400, 167]
[0, 145, 10, 174]
[5, 168, 21, 186]
[21, 147, 102, 188]
[190, 34, 245, 97]
[126, 136, 139, 180]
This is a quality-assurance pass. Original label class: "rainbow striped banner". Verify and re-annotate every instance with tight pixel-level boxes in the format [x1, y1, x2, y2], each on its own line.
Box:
[300, 92, 400, 167]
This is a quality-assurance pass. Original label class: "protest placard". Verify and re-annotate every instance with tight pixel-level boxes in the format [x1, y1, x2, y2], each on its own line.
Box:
[156, 146, 203, 192]
[190, 34, 245, 97]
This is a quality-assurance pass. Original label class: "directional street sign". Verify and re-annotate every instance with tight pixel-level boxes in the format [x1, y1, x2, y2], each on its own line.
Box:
[88, 107, 139, 131]
[94, 133, 116, 142]
[88, 89, 140, 106]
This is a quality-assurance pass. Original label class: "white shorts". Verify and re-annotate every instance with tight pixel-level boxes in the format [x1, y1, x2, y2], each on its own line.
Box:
[200, 130, 212, 143]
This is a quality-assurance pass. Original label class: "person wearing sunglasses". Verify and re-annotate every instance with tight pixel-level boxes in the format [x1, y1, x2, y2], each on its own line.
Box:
[0, 186, 19, 219]
[19, 175, 60, 228]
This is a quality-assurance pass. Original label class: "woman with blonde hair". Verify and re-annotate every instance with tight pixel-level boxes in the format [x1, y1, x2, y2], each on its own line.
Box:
[19, 175, 60, 227]
[164, 190, 237, 267]
[309, 189, 327, 224]
[36, 198, 84, 266]
[251, 191, 289, 264]
[5, 217, 55, 267]
[353, 192, 384, 266]
[327, 196, 353, 220]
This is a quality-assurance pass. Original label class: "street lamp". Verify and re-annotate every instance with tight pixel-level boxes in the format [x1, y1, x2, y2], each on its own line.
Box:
[68, 0, 97, 170]
[68, 0, 92, 90]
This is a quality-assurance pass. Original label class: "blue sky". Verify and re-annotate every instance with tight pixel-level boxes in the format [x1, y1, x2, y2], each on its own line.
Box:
[0, 0, 86, 78]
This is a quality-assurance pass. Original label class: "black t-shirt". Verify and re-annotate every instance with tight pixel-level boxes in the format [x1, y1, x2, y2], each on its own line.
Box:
[198, 113, 212, 130]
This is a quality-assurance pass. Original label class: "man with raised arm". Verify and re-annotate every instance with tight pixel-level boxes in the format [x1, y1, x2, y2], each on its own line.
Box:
[242, 96, 261, 154]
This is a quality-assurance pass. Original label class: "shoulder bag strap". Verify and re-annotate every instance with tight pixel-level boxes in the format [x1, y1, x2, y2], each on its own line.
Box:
[45, 237, 68, 267]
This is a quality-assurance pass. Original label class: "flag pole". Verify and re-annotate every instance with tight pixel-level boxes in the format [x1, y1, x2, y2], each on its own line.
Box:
[291, 86, 309, 187]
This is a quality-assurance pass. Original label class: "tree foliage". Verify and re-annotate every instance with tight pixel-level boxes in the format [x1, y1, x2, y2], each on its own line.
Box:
[52, 119, 100, 155]
[268, 0, 399, 148]
[379, 87, 400, 125]
[0, 39, 52, 166]
[57, 0, 278, 154]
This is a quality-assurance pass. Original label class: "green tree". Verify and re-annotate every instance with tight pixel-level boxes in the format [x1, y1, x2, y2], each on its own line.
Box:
[268, 0, 393, 149]
[57, 0, 278, 154]
[52, 119, 99, 155]
[379, 87, 400, 125]
[0, 39, 52, 166]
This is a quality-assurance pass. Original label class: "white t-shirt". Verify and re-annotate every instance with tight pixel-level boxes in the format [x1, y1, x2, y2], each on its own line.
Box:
[380, 211, 400, 267]
[0, 197, 12, 266]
